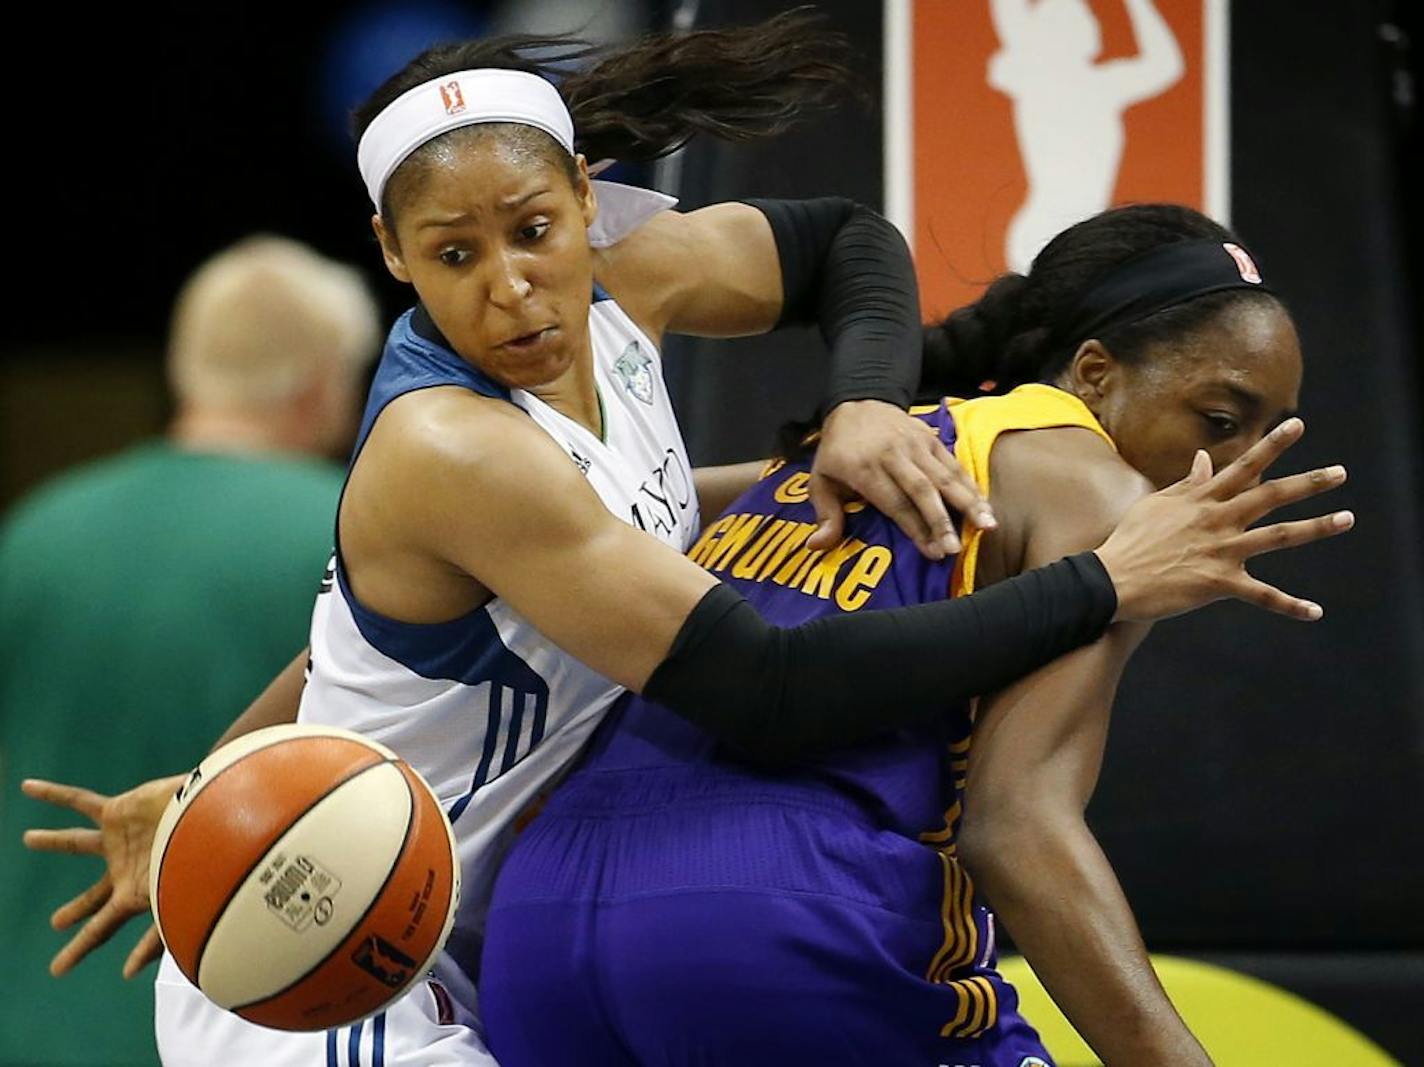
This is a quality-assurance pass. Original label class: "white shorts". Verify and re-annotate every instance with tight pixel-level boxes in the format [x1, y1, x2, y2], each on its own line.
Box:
[154, 952, 494, 1066]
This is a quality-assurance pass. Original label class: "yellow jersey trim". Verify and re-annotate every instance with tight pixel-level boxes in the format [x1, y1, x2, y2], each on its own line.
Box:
[948, 383, 1114, 596]
[923, 384, 1111, 1042]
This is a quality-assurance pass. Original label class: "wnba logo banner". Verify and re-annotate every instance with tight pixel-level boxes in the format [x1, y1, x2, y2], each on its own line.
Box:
[884, 0, 1228, 316]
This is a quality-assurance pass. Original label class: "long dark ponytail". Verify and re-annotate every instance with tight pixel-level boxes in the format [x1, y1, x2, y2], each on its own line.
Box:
[919, 203, 1284, 400]
[353, 9, 859, 218]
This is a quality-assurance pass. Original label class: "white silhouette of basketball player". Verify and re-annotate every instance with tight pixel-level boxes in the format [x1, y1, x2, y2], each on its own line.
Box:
[990, 0, 1184, 272]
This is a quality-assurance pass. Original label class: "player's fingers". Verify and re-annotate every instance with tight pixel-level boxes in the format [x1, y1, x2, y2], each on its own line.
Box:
[123, 925, 164, 980]
[1187, 448, 1213, 486]
[23, 827, 104, 856]
[1206, 418, 1304, 499]
[52, 874, 114, 931]
[1224, 573, 1324, 622]
[1231, 510, 1355, 560]
[920, 435, 996, 531]
[805, 473, 850, 551]
[50, 905, 127, 977]
[1228, 465, 1347, 526]
[856, 465, 941, 559]
[1158, 449, 1214, 498]
[21, 779, 106, 821]
[883, 451, 959, 556]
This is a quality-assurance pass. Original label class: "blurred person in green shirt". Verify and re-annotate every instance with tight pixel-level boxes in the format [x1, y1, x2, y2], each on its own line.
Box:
[0, 236, 379, 1066]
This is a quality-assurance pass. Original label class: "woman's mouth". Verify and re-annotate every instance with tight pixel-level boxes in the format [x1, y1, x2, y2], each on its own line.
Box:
[500, 326, 558, 352]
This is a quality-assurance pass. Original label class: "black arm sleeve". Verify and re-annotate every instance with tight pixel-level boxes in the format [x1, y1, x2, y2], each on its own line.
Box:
[644, 552, 1117, 766]
[743, 198, 922, 411]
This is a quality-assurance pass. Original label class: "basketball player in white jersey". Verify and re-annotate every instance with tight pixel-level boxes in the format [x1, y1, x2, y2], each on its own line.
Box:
[24, 20, 1350, 1067]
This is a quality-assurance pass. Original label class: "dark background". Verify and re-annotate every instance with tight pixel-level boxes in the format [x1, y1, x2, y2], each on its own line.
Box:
[3, 0, 1421, 1060]
[667, 1, 1424, 1060]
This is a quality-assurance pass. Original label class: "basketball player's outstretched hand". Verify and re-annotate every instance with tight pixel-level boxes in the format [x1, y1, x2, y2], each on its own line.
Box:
[808, 399, 997, 560]
[1096, 417, 1354, 622]
[21, 774, 184, 979]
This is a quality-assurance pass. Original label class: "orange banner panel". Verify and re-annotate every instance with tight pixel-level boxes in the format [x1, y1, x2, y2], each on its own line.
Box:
[910, 0, 1214, 318]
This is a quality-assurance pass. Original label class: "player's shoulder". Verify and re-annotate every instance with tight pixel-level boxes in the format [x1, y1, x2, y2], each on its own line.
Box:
[593, 203, 744, 275]
[591, 207, 693, 332]
[360, 386, 586, 522]
[993, 425, 1151, 526]
[593, 202, 768, 331]
[592, 206, 685, 281]
[371, 386, 532, 465]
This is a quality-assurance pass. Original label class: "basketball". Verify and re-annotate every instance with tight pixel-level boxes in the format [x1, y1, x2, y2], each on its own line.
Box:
[148, 724, 459, 1032]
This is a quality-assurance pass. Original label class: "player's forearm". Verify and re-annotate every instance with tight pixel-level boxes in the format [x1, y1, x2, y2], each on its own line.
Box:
[692, 462, 765, 522]
[644, 555, 1117, 765]
[959, 814, 1211, 1066]
[209, 646, 308, 752]
[744, 198, 921, 411]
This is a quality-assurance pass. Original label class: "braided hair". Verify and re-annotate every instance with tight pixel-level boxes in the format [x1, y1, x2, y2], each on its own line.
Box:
[919, 203, 1284, 401]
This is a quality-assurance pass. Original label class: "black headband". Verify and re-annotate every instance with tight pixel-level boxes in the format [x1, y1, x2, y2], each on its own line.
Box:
[1055, 239, 1274, 351]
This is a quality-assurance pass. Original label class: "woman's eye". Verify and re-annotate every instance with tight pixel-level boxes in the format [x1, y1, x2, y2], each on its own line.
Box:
[1201, 412, 1239, 436]
[518, 221, 550, 242]
[438, 249, 470, 267]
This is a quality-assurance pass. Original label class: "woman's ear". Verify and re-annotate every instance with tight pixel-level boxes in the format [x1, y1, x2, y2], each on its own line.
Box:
[1065, 339, 1118, 414]
[372, 215, 412, 284]
[572, 154, 599, 230]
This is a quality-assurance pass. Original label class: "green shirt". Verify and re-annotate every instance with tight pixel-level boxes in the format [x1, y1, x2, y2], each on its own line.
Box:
[0, 442, 343, 1066]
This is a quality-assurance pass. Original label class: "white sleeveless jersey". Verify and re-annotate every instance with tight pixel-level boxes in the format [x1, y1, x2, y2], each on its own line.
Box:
[302, 293, 698, 975]
[154, 293, 696, 1067]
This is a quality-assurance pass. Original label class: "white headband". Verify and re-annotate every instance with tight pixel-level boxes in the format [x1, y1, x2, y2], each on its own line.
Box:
[356, 67, 674, 248]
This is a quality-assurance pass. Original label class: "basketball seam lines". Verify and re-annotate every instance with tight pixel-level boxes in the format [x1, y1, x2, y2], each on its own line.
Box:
[228, 764, 415, 1016]
[155, 732, 356, 940]
[189, 756, 398, 996]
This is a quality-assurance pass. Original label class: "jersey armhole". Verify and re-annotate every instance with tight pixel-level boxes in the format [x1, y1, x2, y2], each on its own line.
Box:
[590, 288, 666, 368]
[945, 385, 1115, 599]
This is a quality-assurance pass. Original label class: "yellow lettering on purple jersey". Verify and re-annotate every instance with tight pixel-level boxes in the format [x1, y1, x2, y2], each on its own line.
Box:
[799, 538, 868, 599]
[773, 471, 812, 504]
[774, 544, 825, 587]
[834, 545, 894, 611]
[752, 522, 816, 581]
[706, 514, 768, 572]
[730, 520, 793, 579]
[687, 514, 738, 566]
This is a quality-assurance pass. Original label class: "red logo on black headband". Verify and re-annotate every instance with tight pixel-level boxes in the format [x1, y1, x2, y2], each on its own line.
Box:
[439, 81, 467, 116]
[1223, 243, 1263, 284]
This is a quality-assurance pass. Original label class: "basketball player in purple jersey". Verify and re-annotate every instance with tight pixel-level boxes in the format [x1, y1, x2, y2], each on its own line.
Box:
[479, 205, 1350, 1067]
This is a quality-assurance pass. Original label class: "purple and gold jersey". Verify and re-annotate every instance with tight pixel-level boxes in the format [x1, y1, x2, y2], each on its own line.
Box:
[573, 385, 1109, 1035]
[481, 385, 1112, 1066]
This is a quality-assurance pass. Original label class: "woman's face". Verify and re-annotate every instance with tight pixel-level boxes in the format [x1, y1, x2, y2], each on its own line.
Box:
[374, 130, 598, 391]
[1067, 299, 1303, 490]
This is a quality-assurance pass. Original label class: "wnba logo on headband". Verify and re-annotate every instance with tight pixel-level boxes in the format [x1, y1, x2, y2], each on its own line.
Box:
[1223, 242, 1263, 284]
[439, 81, 466, 116]
[357, 67, 677, 245]
[1054, 238, 1274, 350]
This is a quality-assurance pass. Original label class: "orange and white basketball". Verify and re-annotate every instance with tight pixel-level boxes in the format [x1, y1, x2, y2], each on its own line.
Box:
[149, 724, 459, 1032]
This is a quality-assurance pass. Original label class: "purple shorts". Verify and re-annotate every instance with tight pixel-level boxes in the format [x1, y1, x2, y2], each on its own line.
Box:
[480, 769, 1054, 1067]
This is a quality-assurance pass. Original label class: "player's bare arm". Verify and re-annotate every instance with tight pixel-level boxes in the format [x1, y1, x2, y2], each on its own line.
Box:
[962, 425, 1204, 1065]
[966, 421, 1353, 1062]
[352, 386, 718, 689]
[693, 461, 767, 522]
[22, 418, 1349, 981]
[597, 203, 993, 558]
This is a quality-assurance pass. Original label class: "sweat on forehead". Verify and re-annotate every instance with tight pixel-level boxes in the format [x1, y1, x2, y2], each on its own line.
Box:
[1161, 294, 1291, 360]
[1122, 294, 1301, 404]
[381, 124, 578, 222]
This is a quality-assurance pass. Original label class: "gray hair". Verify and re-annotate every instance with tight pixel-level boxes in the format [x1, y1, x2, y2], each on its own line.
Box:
[166, 236, 380, 411]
